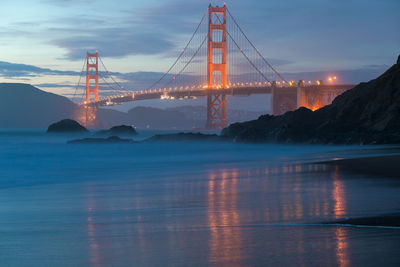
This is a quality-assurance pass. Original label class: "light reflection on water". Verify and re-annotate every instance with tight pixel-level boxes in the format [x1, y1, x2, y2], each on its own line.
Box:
[203, 164, 352, 266]
[75, 162, 399, 266]
[86, 184, 100, 267]
[74, 161, 400, 266]
[208, 169, 242, 266]
[332, 165, 350, 267]
[0, 137, 400, 266]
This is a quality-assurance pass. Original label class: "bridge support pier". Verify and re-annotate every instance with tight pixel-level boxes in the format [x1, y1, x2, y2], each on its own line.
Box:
[85, 105, 98, 128]
[298, 86, 345, 111]
[271, 87, 299, 116]
[206, 93, 227, 129]
[272, 86, 349, 115]
[74, 105, 98, 128]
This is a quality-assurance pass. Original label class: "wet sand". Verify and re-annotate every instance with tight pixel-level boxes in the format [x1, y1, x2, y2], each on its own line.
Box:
[331, 213, 400, 227]
[325, 155, 400, 178]
[2, 132, 400, 265]
[323, 154, 400, 227]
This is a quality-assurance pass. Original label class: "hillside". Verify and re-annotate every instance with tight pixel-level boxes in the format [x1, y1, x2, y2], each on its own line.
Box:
[0, 83, 266, 129]
[167, 106, 265, 124]
[127, 106, 195, 129]
[0, 83, 77, 128]
[0, 84, 193, 129]
[222, 55, 400, 144]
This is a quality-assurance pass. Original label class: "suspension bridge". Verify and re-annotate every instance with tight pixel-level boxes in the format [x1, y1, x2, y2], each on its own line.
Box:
[73, 4, 355, 129]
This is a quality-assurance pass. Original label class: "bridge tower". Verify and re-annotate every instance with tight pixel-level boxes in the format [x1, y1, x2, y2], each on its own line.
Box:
[86, 51, 99, 103]
[206, 4, 228, 129]
[82, 51, 99, 128]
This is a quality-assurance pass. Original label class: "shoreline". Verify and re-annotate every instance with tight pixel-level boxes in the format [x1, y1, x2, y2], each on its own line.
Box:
[323, 154, 400, 178]
[321, 154, 400, 227]
[327, 213, 400, 227]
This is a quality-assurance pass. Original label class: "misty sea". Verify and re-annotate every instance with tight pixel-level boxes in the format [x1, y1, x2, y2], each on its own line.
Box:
[0, 129, 399, 266]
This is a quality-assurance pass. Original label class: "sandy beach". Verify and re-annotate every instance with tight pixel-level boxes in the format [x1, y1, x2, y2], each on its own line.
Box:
[325, 154, 400, 178]
[322, 154, 400, 227]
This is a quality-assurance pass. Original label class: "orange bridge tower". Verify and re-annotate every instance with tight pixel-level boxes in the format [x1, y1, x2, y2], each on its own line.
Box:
[86, 51, 99, 103]
[206, 4, 228, 129]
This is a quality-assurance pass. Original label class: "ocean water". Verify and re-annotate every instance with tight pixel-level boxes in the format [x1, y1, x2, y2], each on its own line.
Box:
[0, 130, 399, 266]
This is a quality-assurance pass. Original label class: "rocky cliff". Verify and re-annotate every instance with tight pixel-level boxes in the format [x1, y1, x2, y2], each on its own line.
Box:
[222, 56, 400, 144]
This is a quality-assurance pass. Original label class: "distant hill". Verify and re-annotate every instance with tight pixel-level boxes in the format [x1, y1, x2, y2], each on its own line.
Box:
[0, 83, 269, 130]
[222, 55, 400, 144]
[0, 83, 191, 129]
[166, 106, 265, 125]
[0, 83, 77, 128]
[126, 106, 196, 129]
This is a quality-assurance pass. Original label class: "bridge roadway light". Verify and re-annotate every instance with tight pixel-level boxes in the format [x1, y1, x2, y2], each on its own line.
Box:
[327, 76, 338, 83]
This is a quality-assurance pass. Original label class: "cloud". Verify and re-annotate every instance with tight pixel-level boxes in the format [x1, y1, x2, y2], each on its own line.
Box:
[41, 0, 95, 6]
[33, 83, 75, 88]
[43, 1, 220, 60]
[5, 0, 398, 69]
[0, 61, 79, 78]
[53, 30, 175, 60]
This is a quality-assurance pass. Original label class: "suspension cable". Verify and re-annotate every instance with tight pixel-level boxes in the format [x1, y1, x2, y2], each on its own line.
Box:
[226, 7, 287, 83]
[98, 56, 128, 91]
[214, 14, 272, 83]
[98, 71, 121, 94]
[73, 57, 87, 102]
[146, 7, 209, 90]
[161, 34, 208, 89]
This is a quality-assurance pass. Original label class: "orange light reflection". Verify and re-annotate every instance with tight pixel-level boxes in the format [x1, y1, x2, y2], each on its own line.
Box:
[332, 165, 350, 267]
[207, 169, 242, 266]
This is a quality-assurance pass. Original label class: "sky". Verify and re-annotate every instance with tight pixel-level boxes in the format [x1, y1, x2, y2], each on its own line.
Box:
[0, 0, 399, 110]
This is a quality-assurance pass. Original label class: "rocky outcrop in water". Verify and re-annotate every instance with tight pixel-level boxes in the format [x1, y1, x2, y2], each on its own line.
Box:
[95, 125, 138, 137]
[68, 136, 134, 144]
[222, 55, 400, 144]
[47, 119, 88, 133]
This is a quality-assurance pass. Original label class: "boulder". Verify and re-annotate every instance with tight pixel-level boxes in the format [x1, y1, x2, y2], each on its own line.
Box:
[95, 125, 138, 136]
[47, 119, 88, 133]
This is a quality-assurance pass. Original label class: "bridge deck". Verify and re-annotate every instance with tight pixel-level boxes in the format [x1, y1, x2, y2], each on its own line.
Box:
[86, 84, 356, 107]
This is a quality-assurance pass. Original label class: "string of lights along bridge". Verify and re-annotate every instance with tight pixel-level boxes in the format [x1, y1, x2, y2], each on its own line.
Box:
[74, 4, 354, 129]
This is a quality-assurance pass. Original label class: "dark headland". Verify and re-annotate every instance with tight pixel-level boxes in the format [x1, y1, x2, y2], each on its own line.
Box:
[222, 55, 400, 144]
